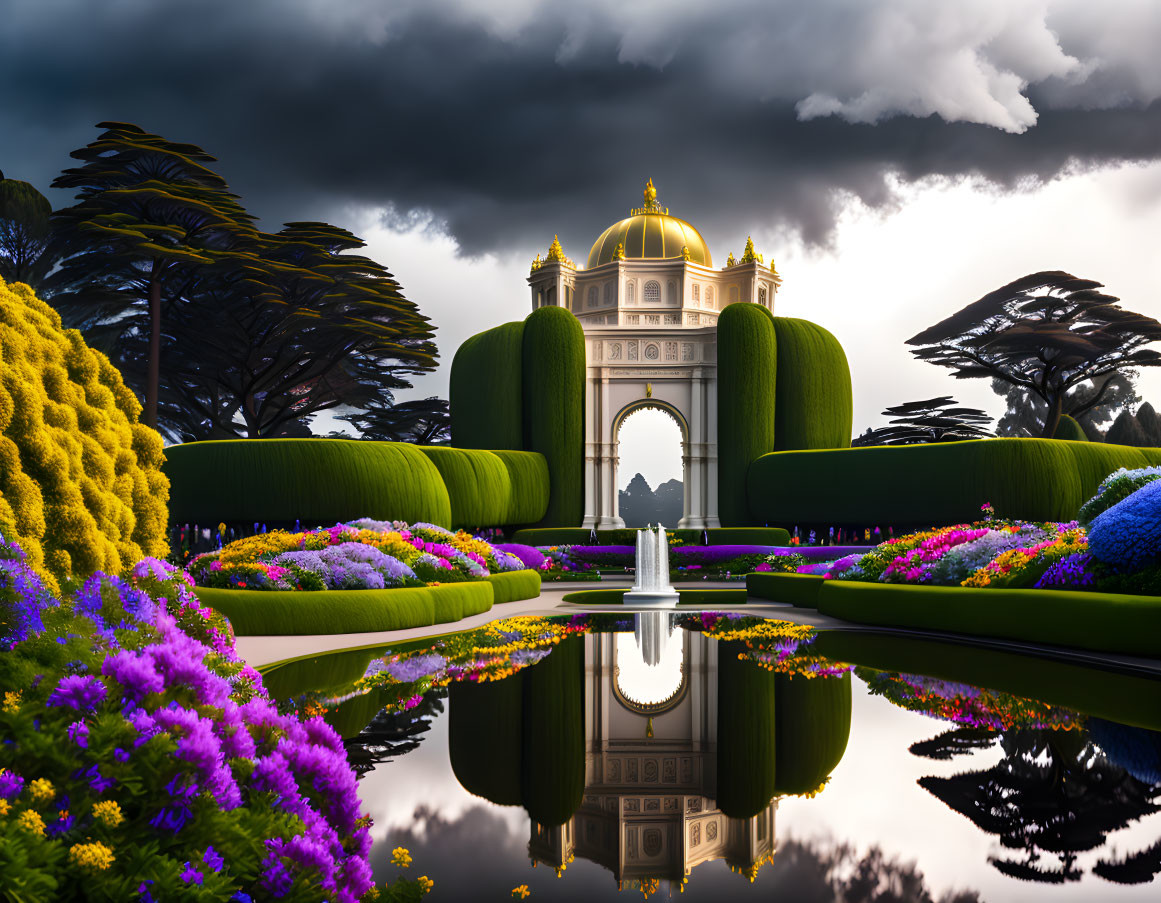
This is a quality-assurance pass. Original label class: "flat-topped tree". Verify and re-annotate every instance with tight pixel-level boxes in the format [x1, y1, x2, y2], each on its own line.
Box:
[852, 396, 993, 446]
[0, 169, 53, 291]
[50, 122, 260, 430]
[908, 271, 1161, 438]
[162, 221, 437, 439]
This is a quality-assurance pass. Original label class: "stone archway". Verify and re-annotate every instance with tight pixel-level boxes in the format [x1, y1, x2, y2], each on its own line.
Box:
[612, 400, 687, 528]
[583, 350, 719, 530]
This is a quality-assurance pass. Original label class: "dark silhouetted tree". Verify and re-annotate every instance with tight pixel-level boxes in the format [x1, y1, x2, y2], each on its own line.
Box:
[0, 169, 53, 291]
[993, 373, 1139, 439]
[655, 478, 683, 526]
[1106, 403, 1161, 447]
[908, 272, 1161, 438]
[851, 396, 993, 446]
[619, 473, 659, 528]
[342, 397, 450, 444]
[50, 122, 260, 429]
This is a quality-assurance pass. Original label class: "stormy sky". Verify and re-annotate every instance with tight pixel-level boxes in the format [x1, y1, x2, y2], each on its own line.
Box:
[4, 0, 1161, 483]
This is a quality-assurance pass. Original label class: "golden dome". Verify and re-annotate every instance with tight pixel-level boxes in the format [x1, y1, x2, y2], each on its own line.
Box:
[587, 180, 712, 269]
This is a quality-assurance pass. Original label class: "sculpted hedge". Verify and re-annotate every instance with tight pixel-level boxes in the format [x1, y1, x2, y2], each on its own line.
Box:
[0, 277, 168, 593]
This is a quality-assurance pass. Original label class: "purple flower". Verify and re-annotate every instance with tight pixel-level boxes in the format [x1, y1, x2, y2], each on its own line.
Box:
[74, 763, 116, 794]
[47, 674, 107, 712]
[149, 804, 192, 834]
[67, 720, 90, 748]
[203, 846, 225, 873]
[0, 769, 24, 799]
[180, 862, 204, 885]
[102, 651, 164, 701]
[113, 747, 130, 763]
[381, 653, 448, 683]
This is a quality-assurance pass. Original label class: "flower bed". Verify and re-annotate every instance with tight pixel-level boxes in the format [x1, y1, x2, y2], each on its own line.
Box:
[0, 534, 422, 901]
[190, 520, 527, 591]
[537, 543, 806, 581]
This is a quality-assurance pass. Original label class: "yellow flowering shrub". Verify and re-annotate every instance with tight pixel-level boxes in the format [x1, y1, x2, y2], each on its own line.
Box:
[0, 277, 168, 592]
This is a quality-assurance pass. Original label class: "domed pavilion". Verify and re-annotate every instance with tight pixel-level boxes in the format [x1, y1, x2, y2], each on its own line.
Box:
[527, 180, 782, 528]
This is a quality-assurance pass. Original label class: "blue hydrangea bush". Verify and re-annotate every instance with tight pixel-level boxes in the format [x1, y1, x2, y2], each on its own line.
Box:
[0, 536, 389, 901]
[1088, 478, 1161, 574]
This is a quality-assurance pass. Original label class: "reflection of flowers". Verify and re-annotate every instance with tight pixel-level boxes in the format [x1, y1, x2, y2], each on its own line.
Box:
[859, 668, 1083, 731]
[681, 614, 852, 679]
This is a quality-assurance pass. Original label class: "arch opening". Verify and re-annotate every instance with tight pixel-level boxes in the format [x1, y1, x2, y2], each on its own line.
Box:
[615, 404, 685, 528]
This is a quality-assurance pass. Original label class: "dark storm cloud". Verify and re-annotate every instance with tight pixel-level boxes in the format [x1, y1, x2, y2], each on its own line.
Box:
[2, 0, 1160, 257]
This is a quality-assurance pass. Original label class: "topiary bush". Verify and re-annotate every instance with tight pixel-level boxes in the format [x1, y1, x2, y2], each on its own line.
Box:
[0, 277, 169, 594]
[450, 321, 525, 450]
[717, 303, 778, 527]
[1087, 478, 1161, 573]
[771, 316, 853, 451]
[522, 307, 585, 528]
[1078, 466, 1161, 526]
[1052, 415, 1087, 442]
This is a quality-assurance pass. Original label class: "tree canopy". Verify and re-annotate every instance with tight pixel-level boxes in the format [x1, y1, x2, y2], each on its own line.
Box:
[45, 123, 439, 441]
[0, 169, 53, 291]
[851, 396, 993, 446]
[992, 373, 1138, 439]
[908, 272, 1161, 438]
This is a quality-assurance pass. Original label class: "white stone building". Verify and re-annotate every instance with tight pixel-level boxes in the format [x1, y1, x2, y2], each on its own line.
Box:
[527, 179, 781, 529]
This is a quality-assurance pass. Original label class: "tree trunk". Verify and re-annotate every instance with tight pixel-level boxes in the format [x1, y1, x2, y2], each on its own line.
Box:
[146, 265, 162, 430]
[1042, 393, 1064, 438]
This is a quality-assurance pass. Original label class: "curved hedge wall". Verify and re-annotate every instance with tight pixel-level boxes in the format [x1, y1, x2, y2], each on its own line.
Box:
[449, 676, 525, 806]
[521, 635, 585, 826]
[717, 303, 778, 527]
[166, 438, 452, 527]
[716, 640, 778, 818]
[773, 673, 852, 796]
[419, 446, 513, 528]
[0, 277, 168, 593]
[450, 321, 525, 450]
[1059, 440, 1158, 502]
[748, 438, 1096, 526]
[772, 317, 853, 452]
[492, 450, 551, 524]
[522, 307, 586, 528]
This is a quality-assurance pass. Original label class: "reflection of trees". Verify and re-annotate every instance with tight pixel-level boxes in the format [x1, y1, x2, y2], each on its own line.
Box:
[920, 728, 1161, 884]
[910, 727, 996, 761]
[345, 691, 446, 779]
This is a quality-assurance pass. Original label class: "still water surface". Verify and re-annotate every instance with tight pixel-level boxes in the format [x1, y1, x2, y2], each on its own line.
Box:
[263, 613, 1161, 902]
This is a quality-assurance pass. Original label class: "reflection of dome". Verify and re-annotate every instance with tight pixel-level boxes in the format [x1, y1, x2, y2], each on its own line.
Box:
[587, 179, 712, 268]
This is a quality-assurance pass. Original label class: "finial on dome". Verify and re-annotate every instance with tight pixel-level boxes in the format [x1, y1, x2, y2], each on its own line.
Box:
[613, 241, 625, 260]
[681, 245, 690, 260]
[644, 178, 657, 209]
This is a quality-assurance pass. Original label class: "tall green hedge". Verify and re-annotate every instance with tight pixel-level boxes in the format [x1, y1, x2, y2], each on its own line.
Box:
[521, 635, 585, 826]
[717, 303, 778, 527]
[450, 321, 525, 450]
[772, 673, 852, 796]
[419, 447, 513, 528]
[1052, 415, 1087, 442]
[522, 307, 585, 528]
[747, 438, 1097, 526]
[165, 438, 452, 527]
[715, 641, 778, 818]
[492, 450, 551, 524]
[772, 317, 853, 451]
[449, 676, 525, 806]
[1060, 440, 1156, 501]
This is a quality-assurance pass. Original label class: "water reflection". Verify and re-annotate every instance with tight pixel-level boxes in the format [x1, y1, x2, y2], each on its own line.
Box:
[261, 614, 1161, 897]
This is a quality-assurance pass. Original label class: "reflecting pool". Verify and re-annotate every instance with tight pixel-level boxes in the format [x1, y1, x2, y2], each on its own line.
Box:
[262, 614, 1161, 901]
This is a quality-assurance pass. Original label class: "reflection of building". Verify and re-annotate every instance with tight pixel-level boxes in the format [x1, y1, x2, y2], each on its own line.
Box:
[527, 180, 783, 530]
[527, 616, 778, 889]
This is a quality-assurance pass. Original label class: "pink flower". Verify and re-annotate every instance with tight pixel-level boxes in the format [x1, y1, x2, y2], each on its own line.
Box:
[209, 561, 222, 572]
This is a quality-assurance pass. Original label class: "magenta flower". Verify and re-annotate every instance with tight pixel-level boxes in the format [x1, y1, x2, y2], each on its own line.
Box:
[46, 674, 107, 712]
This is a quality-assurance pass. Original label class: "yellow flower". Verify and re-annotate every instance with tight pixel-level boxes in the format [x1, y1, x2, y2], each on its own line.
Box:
[16, 809, 45, 835]
[512, 885, 531, 899]
[28, 778, 54, 804]
[2, 690, 21, 713]
[418, 876, 434, 894]
[91, 800, 124, 827]
[391, 846, 412, 868]
[0, 799, 10, 817]
[69, 841, 115, 871]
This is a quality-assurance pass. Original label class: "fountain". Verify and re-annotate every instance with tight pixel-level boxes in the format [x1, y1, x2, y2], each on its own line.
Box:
[623, 524, 680, 607]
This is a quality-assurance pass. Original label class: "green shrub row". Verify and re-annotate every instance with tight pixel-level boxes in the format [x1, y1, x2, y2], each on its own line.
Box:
[450, 320, 525, 450]
[511, 526, 791, 546]
[486, 569, 542, 604]
[814, 580, 1161, 658]
[522, 307, 586, 527]
[771, 317, 853, 452]
[194, 581, 496, 635]
[747, 438, 1161, 527]
[746, 572, 825, 608]
[717, 304, 778, 527]
[811, 631, 1161, 732]
[165, 439, 551, 529]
